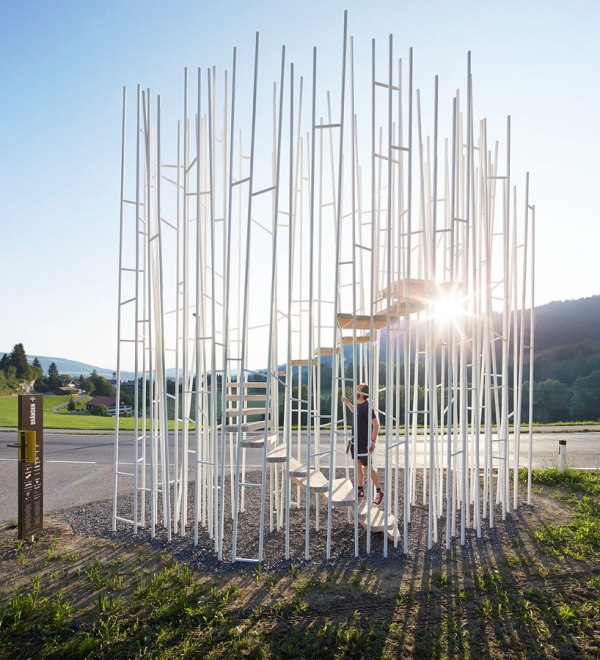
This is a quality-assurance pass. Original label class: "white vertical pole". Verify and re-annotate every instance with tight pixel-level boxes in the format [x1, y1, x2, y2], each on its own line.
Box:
[113, 86, 127, 533]
[527, 205, 535, 503]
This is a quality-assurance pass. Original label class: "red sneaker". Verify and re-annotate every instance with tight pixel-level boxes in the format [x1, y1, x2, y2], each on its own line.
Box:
[358, 488, 365, 499]
[373, 490, 384, 506]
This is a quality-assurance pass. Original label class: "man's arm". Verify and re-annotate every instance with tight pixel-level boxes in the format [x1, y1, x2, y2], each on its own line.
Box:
[371, 415, 379, 444]
[341, 396, 354, 414]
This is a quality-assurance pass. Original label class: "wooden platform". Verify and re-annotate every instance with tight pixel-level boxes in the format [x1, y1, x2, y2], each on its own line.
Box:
[272, 455, 398, 536]
[340, 335, 371, 345]
[291, 359, 318, 367]
[321, 478, 356, 507]
[226, 394, 266, 402]
[358, 506, 396, 538]
[291, 470, 329, 493]
[337, 313, 389, 330]
[225, 420, 266, 433]
[225, 407, 267, 417]
[266, 444, 286, 463]
[312, 347, 342, 356]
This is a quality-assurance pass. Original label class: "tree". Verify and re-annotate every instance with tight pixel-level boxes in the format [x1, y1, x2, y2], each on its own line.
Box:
[91, 404, 108, 416]
[67, 397, 76, 412]
[47, 362, 60, 391]
[30, 357, 44, 383]
[570, 370, 600, 421]
[533, 379, 572, 423]
[89, 370, 115, 397]
[79, 378, 95, 394]
[0, 354, 9, 372]
[9, 343, 30, 380]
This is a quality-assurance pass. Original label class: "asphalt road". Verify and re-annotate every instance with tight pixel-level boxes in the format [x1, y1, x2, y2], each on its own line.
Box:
[1, 429, 599, 523]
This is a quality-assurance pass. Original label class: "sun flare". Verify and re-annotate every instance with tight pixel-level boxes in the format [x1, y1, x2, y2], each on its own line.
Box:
[433, 295, 462, 325]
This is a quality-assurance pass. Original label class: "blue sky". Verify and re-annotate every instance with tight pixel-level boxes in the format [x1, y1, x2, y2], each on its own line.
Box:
[1, 1, 598, 369]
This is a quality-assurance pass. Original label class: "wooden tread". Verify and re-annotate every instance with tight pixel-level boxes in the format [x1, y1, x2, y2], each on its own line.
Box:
[225, 420, 266, 433]
[322, 478, 356, 507]
[340, 336, 371, 345]
[241, 433, 278, 450]
[266, 445, 287, 463]
[359, 507, 397, 537]
[226, 394, 266, 402]
[337, 314, 389, 330]
[227, 382, 268, 388]
[225, 407, 267, 417]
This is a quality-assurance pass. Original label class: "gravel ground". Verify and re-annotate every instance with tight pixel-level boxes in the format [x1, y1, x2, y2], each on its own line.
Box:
[62, 468, 529, 576]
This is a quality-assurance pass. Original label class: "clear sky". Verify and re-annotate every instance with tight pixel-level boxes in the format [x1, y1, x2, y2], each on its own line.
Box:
[1, 0, 598, 370]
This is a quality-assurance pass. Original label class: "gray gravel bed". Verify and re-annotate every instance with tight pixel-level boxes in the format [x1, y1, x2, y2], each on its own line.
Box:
[61, 469, 531, 576]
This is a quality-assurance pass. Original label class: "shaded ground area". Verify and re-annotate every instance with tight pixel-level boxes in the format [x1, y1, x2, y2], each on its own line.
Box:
[1, 469, 599, 659]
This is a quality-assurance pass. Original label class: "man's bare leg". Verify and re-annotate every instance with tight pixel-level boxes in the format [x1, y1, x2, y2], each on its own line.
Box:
[370, 466, 381, 490]
[357, 464, 364, 488]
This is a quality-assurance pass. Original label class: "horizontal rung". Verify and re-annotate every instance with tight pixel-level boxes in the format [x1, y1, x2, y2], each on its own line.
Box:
[315, 123, 341, 129]
[114, 516, 135, 525]
[116, 471, 135, 477]
[388, 440, 406, 449]
[375, 81, 400, 91]
[238, 482, 262, 488]
[252, 185, 276, 196]
[234, 557, 260, 563]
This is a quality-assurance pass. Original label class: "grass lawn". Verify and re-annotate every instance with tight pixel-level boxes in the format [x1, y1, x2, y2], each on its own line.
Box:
[0, 468, 599, 658]
[0, 396, 187, 431]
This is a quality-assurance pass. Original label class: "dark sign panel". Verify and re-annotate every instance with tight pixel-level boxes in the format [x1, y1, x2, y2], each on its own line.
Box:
[18, 394, 43, 540]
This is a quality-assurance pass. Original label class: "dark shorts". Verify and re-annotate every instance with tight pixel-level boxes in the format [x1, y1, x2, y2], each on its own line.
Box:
[349, 441, 369, 467]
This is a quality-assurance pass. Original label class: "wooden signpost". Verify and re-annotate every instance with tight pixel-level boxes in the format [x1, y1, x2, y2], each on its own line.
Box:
[17, 394, 43, 541]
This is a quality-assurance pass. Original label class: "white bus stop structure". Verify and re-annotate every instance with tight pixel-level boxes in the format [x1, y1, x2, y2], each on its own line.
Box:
[112, 13, 536, 563]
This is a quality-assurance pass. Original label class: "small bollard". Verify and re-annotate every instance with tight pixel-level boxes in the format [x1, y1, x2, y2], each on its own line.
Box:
[558, 439, 567, 475]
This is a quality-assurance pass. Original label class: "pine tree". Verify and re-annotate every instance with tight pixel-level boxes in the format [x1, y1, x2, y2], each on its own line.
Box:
[31, 357, 44, 382]
[9, 343, 30, 380]
[47, 362, 60, 390]
[0, 354, 9, 372]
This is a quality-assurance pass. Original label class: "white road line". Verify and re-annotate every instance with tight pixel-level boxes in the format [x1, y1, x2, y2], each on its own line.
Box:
[0, 458, 97, 464]
[47, 460, 97, 464]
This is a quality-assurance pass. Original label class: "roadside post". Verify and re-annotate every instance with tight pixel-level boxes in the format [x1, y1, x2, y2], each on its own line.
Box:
[6, 394, 44, 541]
[558, 439, 566, 475]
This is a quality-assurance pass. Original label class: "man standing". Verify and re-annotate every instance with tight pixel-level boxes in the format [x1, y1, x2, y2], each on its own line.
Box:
[342, 384, 384, 506]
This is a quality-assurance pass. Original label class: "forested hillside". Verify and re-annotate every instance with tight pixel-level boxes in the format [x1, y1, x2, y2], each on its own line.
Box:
[525, 295, 600, 384]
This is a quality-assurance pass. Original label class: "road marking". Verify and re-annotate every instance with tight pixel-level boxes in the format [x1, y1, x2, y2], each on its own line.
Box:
[0, 458, 97, 464]
[47, 460, 97, 464]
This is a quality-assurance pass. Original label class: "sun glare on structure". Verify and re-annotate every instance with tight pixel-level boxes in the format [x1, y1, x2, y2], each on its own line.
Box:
[433, 294, 462, 326]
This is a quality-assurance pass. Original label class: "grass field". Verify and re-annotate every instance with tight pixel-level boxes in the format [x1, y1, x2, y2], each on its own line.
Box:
[0, 396, 186, 431]
[0, 469, 599, 658]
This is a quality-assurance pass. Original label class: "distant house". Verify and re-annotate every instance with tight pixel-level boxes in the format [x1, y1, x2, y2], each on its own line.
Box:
[59, 379, 78, 389]
[56, 386, 81, 396]
[86, 396, 132, 415]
